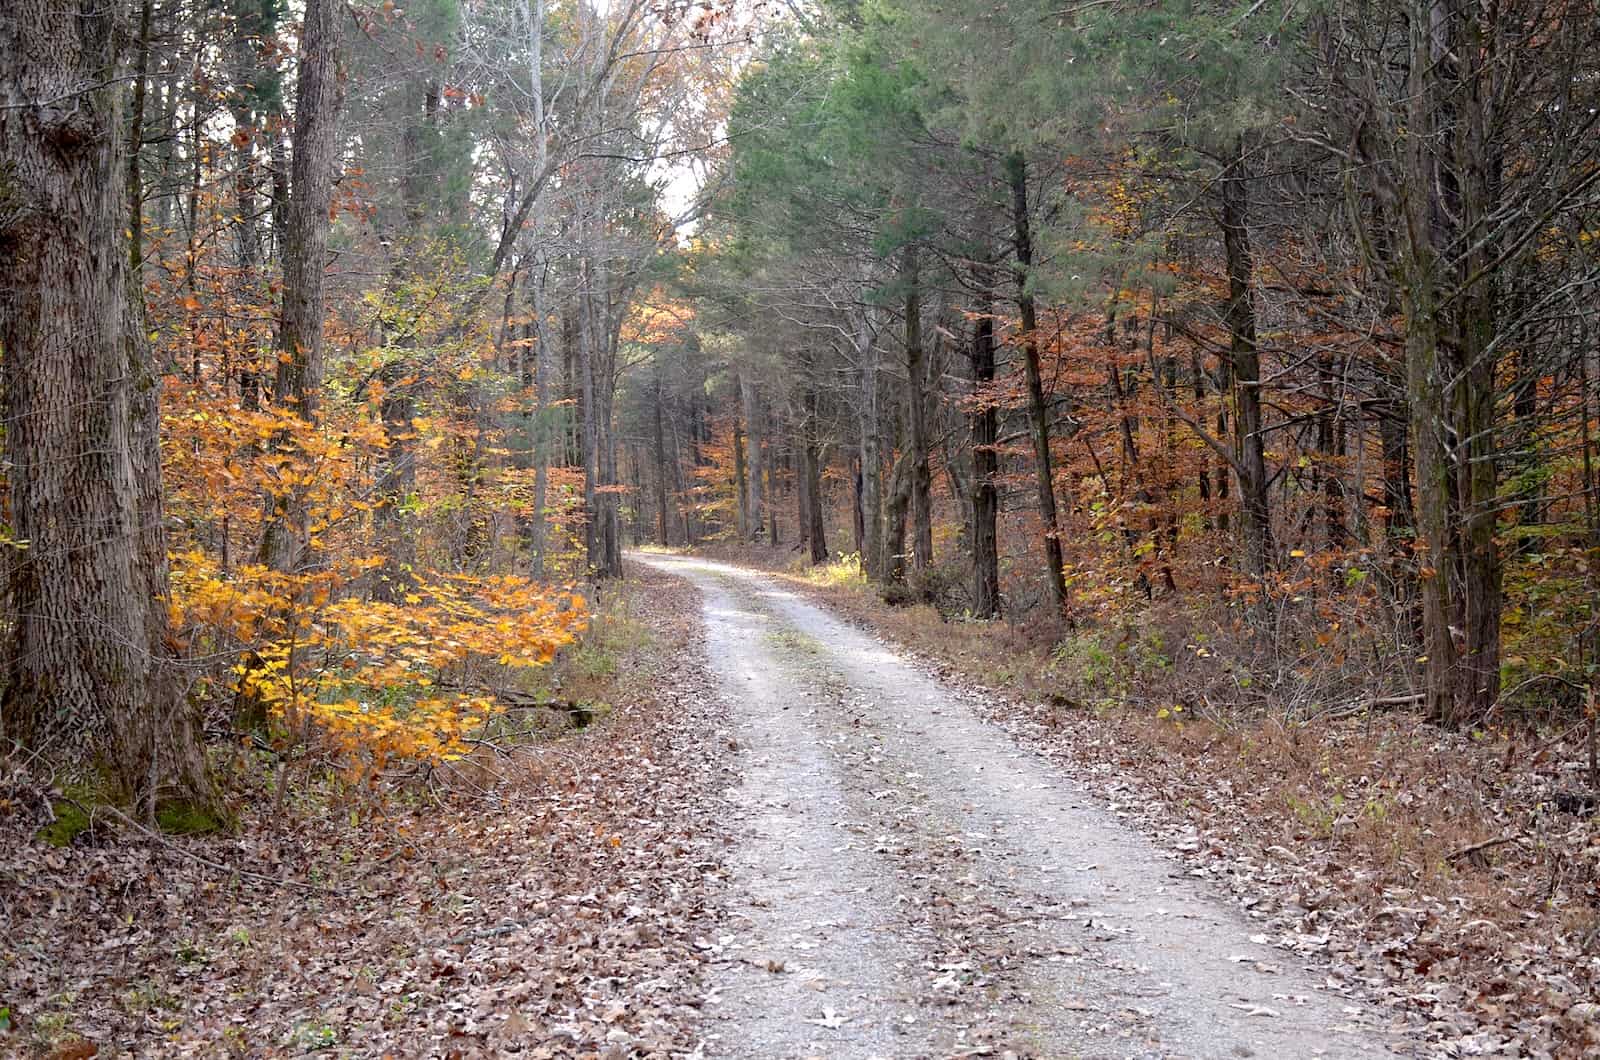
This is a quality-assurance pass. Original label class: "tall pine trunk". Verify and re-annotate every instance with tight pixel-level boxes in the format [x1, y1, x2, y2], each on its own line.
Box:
[1006, 153, 1068, 613]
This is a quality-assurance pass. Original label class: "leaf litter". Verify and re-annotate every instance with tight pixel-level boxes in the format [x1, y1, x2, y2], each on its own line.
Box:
[0, 563, 736, 1058]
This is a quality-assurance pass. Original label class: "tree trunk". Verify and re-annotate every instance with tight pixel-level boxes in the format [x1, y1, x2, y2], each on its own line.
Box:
[766, 408, 781, 546]
[1317, 353, 1348, 550]
[578, 266, 600, 567]
[969, 284, 1001, 619]
[0, 0, 208, 811]
[803, 389, 828, 564]
[530, 265, 552, 574]
[855, 296, 884, 580]
[1401, 0, 1462, 723]
[1218, 138, 1274, 582]
[371, 359, 416, 599]
[654, 375, 671, 545]
[903, 246, 934, 582]
[1451, 12, 1503, 722]
[733, 377, 749, 539]
[1376, 392, 1417, 593]
[883, 449, 912, 586]
[261, 0, 342, 572]
[590, 279, 623, 577]
[1006, 152, 1068, 613]
[742, 375, 765, 539]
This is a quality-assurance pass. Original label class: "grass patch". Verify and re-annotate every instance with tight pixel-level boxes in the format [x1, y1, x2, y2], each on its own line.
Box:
[37, 800, 92, 847]
[763, 628, 823, 656]
[156, 798, 227, 836]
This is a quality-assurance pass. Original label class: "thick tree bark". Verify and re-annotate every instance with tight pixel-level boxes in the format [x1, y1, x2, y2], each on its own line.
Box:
[969, 286, 1001, 619]
[0, 0, 207, 810]
[903, 246, 934, 582]
[1218, 139, 1274, 582]
[1389, 0, 1504, 726]
[1006, 153, 1068, 613]
[261, 0, 342, 572]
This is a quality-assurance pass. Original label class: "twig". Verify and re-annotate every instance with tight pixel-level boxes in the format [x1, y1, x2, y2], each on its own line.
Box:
[447, 920, 526, 946]
[94, 804, 346, 896]
[1445, 833, 1526, 863]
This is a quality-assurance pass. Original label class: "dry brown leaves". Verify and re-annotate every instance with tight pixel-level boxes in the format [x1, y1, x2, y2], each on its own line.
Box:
[0, 564, 733, 1059]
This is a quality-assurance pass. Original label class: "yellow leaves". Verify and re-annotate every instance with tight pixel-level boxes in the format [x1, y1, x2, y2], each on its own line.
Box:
[172, 550, 589, 766]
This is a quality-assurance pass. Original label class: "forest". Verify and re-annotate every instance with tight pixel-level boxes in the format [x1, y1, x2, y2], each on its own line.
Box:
[3, 0, 1600, 1053]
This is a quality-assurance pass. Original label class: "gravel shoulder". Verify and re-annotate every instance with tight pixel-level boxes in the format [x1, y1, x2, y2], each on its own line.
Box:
[639, 551, 1416, 1060]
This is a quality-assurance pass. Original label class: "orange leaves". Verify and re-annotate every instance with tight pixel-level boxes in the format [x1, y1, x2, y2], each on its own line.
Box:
[176, 550, 589, 764]
[620, 290, 696, 347]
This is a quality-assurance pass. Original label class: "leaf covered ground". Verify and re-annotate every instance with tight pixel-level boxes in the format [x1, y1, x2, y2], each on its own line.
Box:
[1, 564, 733, 1059]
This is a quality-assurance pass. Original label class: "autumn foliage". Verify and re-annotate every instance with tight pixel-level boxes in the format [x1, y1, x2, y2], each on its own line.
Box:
[145, 174, 592, 767]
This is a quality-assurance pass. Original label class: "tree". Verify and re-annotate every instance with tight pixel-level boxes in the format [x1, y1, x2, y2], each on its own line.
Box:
[260, 0, 344, 573]
[0, 0, 208, 811]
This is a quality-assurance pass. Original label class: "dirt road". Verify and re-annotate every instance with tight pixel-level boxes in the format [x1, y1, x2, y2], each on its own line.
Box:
[635, 553, 1410, 1060]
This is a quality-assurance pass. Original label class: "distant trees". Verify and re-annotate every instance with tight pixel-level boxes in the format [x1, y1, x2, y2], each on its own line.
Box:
[659, 0, 1600, 726]
[4, 0, 1598, 798]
